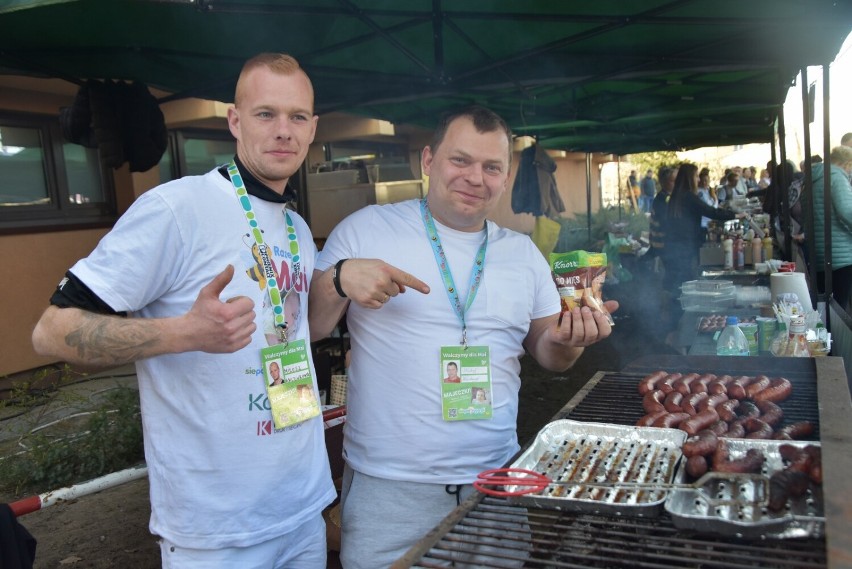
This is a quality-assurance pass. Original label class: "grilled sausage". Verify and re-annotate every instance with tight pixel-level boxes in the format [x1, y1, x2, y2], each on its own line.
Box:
[707, 420, 730, 436]
[690, 374, 714, 394]
[679, 408, 720, 436]
[773, 421, 814, 440]
[657, 373, 682, 394]
[673, 373, 700, 395]
[727, 375, 753, 400]
[714, 446, 765, 474]
[685, 455, 709, 479]
[708, 374, 734, 395]
[805, 446, 823, 484]
[755, 400, 784, 427]
[721, 420, 746, 439]
[652, 412, 691, 428]
[697, 392, 729, 412]
[736, 400, 760, 419]
[664, 391, 685, 413]
[753, 377, 793, 403]
[745, 375, 771, 398]
[743, 417, 774, 439]
[768, 470, 810, 511]
[642, 390, 667, 414]
[682, 430, 719, 458]
[682, 392, 708, 416]
[779, 443, 804, 462]
[636, 411, 669, 427]
[717, 399, 740, 422]
[638, 370, 668, 395]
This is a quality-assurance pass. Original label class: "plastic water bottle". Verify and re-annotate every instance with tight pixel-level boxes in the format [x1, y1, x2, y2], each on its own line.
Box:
[716, 316, 750, 356]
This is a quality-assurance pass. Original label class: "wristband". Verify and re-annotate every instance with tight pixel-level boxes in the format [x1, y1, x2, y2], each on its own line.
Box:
[332, 259, 348, 298]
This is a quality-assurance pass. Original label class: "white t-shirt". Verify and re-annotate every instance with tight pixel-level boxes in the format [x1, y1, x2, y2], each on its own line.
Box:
[70, 168, 335, 549]
[317, 200, 559, 484]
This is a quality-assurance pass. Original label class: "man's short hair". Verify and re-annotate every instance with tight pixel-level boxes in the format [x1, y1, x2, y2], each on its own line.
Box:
[841, 132, 852, 146]
[727, 172, 740, 183]
[430, 105, 513, 167]
[234, 53, 312, 107]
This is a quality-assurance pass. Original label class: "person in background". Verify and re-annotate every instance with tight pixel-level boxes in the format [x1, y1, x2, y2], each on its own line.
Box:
[628, 169, 641, 212]
[696, 167, 718, 231]
[762, 160, 797, 236]
[716, 171, 741, 204]
[663, 162, 739, 294]
[639, 168, 656, 213]
[308, 105, 617, 568]
[732, 166, 748, 196]
[743, 166, 759, 191]
[841, 132, 852, 147]
[758, 167, 772, 189]
[31, 53, 335, 568]
[810, 145, 852, 312]
[649, 166, 676, 260]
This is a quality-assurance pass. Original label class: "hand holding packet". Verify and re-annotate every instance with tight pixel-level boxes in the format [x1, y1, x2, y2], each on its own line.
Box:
[549, 250, 615, 326]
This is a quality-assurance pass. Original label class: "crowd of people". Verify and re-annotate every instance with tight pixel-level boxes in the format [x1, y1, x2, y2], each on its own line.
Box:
[31, 52, 617, 568]
[640, 132, 852, 329]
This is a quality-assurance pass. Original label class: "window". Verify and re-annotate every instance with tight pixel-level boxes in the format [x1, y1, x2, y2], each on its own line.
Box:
[0, 114, 114, 231]
[158, 130, 235, 182]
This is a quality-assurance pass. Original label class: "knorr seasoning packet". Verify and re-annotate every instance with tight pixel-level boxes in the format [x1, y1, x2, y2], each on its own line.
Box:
[549, 250, 615, 326]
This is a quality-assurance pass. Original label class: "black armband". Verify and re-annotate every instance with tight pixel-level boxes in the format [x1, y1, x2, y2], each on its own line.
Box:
[332, 259, 348, 298]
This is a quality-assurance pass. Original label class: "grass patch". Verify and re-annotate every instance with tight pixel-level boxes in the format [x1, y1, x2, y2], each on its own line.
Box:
[0, 371, 144, 498]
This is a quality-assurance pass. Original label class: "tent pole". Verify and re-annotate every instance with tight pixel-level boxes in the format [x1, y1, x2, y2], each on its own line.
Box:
[617, 156, 622, 220]
[822, 63, 833, 307]
[586, 153, 593, 245]
[778, 108, 791, 261]
[800, 67, 817, 311]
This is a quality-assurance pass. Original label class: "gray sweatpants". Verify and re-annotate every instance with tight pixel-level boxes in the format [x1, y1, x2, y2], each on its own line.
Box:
[339, 466, 528, 568]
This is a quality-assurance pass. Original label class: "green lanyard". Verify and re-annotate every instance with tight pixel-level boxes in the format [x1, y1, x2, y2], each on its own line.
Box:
[227, 161, 301, 344]
[419, 198, 487, 348]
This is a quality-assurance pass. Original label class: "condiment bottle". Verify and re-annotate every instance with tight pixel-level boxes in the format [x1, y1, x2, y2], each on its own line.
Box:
[762, 236, 773, 262]
[723, 237, 733, 270]
[783, 315, 811, 357]
[733, 234, 744, 270]
[751, 237, 762, 265]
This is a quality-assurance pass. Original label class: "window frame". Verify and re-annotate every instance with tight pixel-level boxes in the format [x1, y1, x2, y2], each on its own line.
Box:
[0, 111, 116, 234]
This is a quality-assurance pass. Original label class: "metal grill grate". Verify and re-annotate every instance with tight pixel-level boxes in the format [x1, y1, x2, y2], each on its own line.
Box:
[404, 367, 826, 568]
[415, 498, 826, 568]
[564, 371, 820, 439]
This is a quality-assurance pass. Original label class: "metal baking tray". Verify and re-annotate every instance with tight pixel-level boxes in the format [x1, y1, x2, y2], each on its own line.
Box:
[506, 419, 686, 517]
[665, 439, 824, 538]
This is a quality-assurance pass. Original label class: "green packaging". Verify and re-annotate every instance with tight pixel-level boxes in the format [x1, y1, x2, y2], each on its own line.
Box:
[756, 317, 777, 354]
[738, 322, 758, 356]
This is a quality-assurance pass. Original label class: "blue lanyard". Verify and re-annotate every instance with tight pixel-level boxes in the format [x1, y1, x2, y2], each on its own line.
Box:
[419, 198, 487, 348]
[227, 161, 301, 344]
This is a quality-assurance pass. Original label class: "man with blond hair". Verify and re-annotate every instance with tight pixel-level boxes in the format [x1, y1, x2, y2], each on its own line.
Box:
[32, 53, 334, 567]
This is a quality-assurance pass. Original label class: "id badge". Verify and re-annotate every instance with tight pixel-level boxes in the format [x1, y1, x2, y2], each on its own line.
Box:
[261, 339, 320, 429]
[439, 345, 492, 421]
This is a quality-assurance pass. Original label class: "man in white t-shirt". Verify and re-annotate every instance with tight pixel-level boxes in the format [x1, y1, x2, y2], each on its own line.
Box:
[32, 53, 335, 568]
[309, 106, 617, 568]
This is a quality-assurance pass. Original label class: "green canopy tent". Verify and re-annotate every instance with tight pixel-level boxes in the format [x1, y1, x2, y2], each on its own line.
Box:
[1, 0, 850, 154]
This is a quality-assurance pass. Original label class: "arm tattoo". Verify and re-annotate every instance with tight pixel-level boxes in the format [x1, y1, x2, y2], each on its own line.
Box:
[64, 311, 162, 366]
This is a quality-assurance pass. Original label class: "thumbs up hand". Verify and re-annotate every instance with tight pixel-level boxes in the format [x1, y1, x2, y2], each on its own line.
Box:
[185, 265, 256, 353]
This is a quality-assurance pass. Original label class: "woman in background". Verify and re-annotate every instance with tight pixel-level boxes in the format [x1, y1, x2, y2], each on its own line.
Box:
[663, 163, 739, 290]
[696, 167, 718, 232]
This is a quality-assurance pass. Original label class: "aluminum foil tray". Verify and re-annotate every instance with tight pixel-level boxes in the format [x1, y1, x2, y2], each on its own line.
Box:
[665, 440, 824, 538]
[507, 419, 686, 517]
